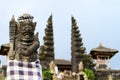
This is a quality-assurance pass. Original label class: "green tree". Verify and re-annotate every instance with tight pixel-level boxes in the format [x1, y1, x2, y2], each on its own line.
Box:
[42, 66, 52, 80]
[85, 69, 95, 80]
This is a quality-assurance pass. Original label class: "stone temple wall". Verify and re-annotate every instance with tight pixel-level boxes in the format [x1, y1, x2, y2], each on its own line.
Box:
[95, 70, 120, 80]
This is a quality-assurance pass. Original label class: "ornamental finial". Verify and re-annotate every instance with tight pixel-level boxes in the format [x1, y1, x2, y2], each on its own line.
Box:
[17, 13, 34, 23]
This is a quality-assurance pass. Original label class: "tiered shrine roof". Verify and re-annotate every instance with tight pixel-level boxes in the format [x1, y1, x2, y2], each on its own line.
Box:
[90, 43, 118, 59]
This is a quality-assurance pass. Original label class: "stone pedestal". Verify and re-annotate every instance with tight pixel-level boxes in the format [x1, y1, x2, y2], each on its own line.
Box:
[108, 74, 112, 80]
[77, 71, 87, 80]
[53, 74, 57, 80]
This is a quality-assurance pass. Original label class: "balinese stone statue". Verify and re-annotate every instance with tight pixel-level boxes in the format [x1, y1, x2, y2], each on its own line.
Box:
[49, 61, 55, 74]
[79, 61, 84, 72]
[9, 13, 39, 62]
[78, 61, 88, 80]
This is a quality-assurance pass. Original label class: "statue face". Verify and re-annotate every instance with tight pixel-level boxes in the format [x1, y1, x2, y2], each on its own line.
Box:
[19, 22, 35, 41]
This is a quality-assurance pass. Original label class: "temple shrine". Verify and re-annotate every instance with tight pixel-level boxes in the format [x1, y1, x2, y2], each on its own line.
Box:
[90, 43, 120, 80]
[0, 14, 120, 80]
[90, 43, 118, 69]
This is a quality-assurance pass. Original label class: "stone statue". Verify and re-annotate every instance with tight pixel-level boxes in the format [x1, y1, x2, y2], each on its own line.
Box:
[108, 74, 113, 80]
[49, 61, 58, 80]
[49, 61, 55, 74]
[79, 61, 84, 71]
[78, 61, 88, 80]
[9, 13, 39, 62]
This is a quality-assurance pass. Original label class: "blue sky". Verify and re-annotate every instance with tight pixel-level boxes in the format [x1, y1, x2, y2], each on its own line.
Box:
[0, 0, 120, 69]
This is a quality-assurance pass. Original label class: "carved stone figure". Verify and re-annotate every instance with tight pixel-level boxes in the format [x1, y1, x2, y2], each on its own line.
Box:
[108, 74, 113, 80]
[78, 61, 88, 80]
[79, 61, 84, 72]
[9, 13, 39, 62]
[49, 61, 55, 74]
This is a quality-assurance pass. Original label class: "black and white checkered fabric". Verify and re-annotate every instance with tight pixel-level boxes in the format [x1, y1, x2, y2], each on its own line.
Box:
[7, 59, 42, 80]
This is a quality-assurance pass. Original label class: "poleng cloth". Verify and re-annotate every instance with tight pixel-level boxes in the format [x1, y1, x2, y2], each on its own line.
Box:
[7, 59, 42, 80]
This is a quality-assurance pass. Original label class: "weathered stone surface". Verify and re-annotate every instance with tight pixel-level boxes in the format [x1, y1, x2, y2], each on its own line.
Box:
[95, 70, 120, 80]
[9, 13, 39, 62]
[39, 15, 54, 67]
[49, 61, 55, 74]
[71, 16, 94, 72]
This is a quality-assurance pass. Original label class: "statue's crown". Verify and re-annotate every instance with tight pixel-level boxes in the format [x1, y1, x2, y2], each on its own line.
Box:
[18, 13, 34, 23]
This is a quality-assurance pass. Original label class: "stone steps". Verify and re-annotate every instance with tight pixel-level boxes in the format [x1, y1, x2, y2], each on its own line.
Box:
[63, 76, 77, 80]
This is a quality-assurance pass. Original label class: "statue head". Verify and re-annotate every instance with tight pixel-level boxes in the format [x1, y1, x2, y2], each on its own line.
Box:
[17, 13, 36, 41]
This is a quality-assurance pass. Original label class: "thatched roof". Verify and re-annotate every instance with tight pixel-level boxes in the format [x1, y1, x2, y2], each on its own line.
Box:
[55, 59, 71, 65]
[90, 43, 118, 59]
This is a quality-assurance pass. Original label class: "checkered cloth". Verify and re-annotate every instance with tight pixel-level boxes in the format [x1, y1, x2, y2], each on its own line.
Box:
[7, 59, 42, 80]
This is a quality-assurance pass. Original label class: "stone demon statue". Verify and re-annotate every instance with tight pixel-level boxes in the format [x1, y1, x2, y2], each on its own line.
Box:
[9, 13, 39, 62]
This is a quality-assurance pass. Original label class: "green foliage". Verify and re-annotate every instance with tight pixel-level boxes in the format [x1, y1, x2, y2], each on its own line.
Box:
[85, 69, 95, 80]
[1, 73, 5, 80]
[42, 66, 52, 80]
[2, 76, 5, 80]
[81, 54, 95, 70]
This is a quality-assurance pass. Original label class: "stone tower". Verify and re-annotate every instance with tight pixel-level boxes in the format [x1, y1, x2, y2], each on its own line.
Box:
[71, 16, 86, 72]
[71, 16, 94, 72]
[39, 15, 54, 67]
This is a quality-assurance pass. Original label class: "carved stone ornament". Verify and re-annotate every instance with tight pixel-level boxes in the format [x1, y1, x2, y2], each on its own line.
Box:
[79, 61, 84, 72]
[9, 13, 40, 62]
[49, 61, 55, 74]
